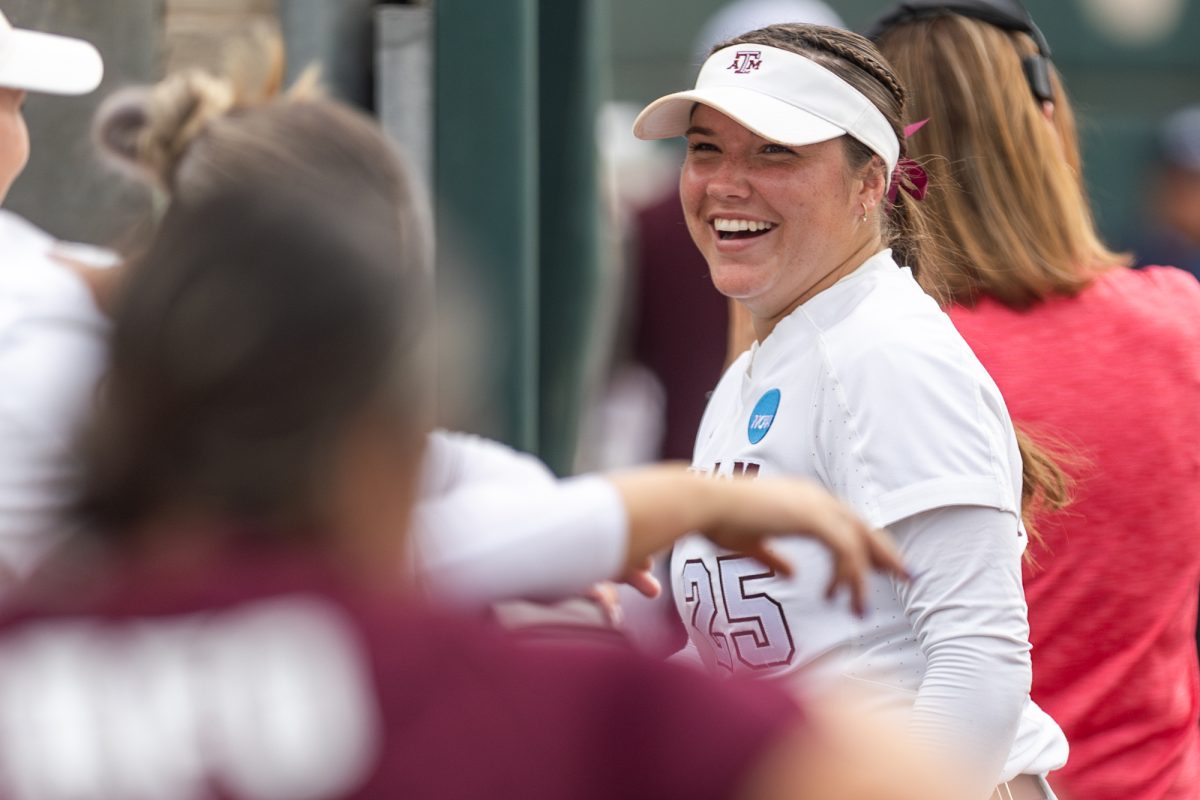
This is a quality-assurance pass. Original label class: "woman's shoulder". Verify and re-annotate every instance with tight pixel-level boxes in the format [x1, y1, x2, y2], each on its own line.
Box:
[822, 289, 978, 385]
[1101, 263, 1200, 300]
[1086, 265, 1200, 335]
[954, 265, 1200, 337]
[0, 209, 55, 254]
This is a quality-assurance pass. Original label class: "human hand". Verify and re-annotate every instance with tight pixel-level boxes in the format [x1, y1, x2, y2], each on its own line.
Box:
[697, 477, 907, 616]
[620, 556, 662, 598]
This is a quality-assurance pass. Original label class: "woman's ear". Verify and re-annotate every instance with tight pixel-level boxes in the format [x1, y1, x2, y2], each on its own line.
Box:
[858, 155, 888, 209]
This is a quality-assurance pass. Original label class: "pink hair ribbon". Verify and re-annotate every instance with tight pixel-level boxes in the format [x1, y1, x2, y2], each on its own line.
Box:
[887, 118, 930, 205]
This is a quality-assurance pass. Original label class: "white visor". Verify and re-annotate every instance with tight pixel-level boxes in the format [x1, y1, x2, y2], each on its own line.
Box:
[634, 44, 899, 185]
[0, 10, 102, 95]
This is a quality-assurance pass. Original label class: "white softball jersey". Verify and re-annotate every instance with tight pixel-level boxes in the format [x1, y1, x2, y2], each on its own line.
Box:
[0, 211, 115, 580]
[409, 430, 626, 606]
[671, 249, 1067, 783]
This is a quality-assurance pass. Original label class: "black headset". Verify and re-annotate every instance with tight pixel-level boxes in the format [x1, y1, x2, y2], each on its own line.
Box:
[864, 0, 1054, 104]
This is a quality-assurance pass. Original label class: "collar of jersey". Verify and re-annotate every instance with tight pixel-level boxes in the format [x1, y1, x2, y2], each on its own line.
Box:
[747, 248, 901, 377]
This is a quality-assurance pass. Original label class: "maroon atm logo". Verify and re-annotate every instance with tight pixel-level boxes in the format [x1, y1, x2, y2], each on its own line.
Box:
[691, 460, 762, 479]
[727, 50, 763, 74]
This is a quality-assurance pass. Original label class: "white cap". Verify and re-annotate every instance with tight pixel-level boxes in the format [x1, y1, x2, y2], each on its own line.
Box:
[0, 9, 103, 95]
[633, 43, 899, 186]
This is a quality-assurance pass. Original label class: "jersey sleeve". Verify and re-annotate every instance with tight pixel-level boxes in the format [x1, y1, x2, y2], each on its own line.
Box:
[813, 332, 1020, 529]
[887, 506, 1053, 786]
[408, 475, 627, 606]
[0, 264, 109, 577]
[419, 429, 556, 498]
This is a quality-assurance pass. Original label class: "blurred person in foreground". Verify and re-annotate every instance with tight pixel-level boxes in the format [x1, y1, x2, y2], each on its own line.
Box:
[0, 8, 107, 587]
[1132, 105, 1200, 277]
[0, 108, 954, 799]
[871, 2, 1200, 799]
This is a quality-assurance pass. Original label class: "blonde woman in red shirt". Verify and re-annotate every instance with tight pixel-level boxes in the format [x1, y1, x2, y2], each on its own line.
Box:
[871, 2, 1200, 799]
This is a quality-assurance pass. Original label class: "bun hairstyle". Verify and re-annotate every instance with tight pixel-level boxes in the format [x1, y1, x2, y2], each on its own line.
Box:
[91, 36, 323, 197]
[77, 44, 435, 539]
[94, 73, 235, 190]
[88, 38, 428, 275]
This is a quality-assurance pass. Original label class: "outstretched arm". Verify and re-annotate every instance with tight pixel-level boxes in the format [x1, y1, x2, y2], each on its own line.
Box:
[610, 466, 907, 615]
[413, 443, 905, 613]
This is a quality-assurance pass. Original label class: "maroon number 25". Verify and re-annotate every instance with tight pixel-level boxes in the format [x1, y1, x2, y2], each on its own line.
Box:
[680, 555, 795, 672]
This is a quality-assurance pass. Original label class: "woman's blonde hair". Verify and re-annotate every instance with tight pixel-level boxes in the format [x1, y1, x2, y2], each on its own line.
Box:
[875, 14, 1130, 308]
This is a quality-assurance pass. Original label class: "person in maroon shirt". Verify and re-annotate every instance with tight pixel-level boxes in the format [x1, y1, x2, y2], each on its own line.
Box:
[631, 189, 730, 460]
[872, 2, 1200, 799]
[0, 73, 951, 799]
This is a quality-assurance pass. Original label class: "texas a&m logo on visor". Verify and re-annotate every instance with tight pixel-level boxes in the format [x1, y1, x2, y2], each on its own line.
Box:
[727, 50, 762, 74]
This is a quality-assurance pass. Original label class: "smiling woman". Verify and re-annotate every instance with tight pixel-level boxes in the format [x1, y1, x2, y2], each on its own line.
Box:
[634, 22, 1068, 800]
[681, 116, 876, 328]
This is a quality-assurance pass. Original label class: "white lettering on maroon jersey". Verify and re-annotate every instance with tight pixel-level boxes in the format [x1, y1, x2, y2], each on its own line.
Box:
[0, 596, 379, 800]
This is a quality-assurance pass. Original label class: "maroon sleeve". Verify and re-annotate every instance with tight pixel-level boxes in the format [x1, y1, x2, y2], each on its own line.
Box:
[559, 647, 802, 800]
[363, 611, 801, 800]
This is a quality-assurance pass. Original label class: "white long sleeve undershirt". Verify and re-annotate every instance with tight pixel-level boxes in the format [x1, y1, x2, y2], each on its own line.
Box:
[888, 505, 1034, 787]
[408, 431, 628, 608]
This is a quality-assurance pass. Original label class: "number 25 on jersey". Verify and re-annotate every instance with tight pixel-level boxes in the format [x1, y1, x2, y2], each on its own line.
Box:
[680, 555, 795, 673]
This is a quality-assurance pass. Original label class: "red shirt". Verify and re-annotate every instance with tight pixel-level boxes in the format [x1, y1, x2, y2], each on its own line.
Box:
[0, 543, 798, 800]
[949, 266, 1200, 800]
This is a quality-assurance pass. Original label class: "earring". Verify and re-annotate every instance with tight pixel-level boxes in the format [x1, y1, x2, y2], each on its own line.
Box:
[860, 203, 868, 223]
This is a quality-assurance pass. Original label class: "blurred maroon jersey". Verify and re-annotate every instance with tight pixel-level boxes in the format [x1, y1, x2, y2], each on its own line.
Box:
[0, 539, 799, 799]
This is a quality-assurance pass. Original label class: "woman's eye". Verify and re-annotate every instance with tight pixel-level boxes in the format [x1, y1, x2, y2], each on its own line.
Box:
[687, 141, 718, 153]
[762, 144, 795, 155]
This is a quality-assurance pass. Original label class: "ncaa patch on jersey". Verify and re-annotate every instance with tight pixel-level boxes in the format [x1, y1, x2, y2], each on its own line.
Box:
[747, 388, 781, 444]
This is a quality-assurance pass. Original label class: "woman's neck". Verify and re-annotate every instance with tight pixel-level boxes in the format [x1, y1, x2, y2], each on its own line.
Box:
[752, 235, 884, 341]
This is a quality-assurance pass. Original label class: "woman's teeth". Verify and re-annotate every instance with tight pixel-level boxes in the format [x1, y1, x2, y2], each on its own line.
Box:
[713, 218, 775, 239]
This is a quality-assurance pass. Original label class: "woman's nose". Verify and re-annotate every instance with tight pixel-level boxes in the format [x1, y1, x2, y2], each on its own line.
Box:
[706, 157, 752, 200]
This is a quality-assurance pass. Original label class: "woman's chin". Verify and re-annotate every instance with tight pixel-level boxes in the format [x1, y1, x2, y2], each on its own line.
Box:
[711, 272, 769, 306]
